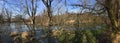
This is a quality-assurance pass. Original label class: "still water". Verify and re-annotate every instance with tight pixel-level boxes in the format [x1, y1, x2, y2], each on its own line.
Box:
[0, 23, 60, 43]
[0, 23, 102, 43]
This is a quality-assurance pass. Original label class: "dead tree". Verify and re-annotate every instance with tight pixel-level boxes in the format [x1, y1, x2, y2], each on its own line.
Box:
[4, 8, 12, 23]
[42, 0, 53, 26]
[41, 0, 54, 43]
[20, 0, 39, 33]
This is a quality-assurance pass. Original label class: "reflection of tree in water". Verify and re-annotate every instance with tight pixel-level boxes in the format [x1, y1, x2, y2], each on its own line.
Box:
[0, 34, 14, 43]
[15, 23, 23, 32]
[0, 23, 14, 43]
[0, 23, 12, 35]
[0, 23, 28, 35]
[10, 23, 29, 32]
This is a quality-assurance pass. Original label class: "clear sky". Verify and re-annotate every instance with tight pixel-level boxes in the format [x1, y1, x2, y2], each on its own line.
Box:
[0, 0, 96, 16]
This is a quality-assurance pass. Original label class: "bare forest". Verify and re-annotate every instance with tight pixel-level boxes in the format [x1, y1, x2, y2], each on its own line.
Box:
[0, 0, 120, 43]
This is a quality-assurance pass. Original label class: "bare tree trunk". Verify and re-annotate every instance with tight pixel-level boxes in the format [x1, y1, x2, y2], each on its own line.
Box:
[100, 0, 119, 43]
[104, 0, 119, 33]
[20, 0, 38, 34]
[42, 0, 53, 43]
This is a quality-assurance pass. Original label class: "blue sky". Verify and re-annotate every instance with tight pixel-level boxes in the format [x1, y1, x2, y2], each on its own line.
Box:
[0, 0, 96, 16]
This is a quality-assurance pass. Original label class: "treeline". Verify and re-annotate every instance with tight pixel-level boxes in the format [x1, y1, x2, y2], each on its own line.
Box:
[35, 12, 105, 27]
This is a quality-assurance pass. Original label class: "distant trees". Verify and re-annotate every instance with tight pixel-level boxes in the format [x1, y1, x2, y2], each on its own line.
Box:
[4, 8, 12, 23]
[0, 8, 13, 23]
[14, 15, 23, 22]
[0, 0, 13, 23]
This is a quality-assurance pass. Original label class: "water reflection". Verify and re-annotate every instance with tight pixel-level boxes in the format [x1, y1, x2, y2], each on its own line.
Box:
[0, 23, 102, 43]
[0, 23, 60, 43]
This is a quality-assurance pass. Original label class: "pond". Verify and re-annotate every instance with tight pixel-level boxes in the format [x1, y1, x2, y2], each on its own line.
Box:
[0, 23, 103, 43]
[0, 23, 60, 43]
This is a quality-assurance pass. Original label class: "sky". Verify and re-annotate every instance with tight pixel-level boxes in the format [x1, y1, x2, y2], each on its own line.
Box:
[0, 0, 96, 16]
